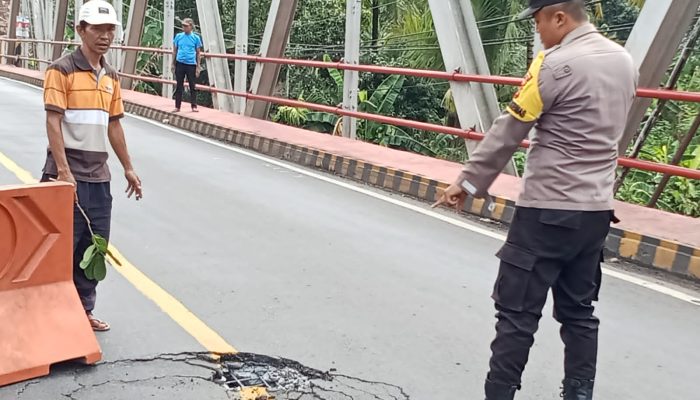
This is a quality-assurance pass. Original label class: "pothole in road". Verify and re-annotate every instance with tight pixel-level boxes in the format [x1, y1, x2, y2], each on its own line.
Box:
[216, 353, 330, 393]
[213, 353, 410, 400]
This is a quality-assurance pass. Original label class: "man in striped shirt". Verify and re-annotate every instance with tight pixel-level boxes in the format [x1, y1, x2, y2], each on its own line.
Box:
[41, 0, 142, 331]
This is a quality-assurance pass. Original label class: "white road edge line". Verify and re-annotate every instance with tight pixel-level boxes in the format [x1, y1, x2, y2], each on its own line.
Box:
[126, 113, 700, 306]
[4, 77, 698, 305]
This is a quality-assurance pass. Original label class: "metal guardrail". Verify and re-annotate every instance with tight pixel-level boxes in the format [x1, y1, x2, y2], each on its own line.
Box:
[1, 37, 699, 180]
[4, 38, 700, 103]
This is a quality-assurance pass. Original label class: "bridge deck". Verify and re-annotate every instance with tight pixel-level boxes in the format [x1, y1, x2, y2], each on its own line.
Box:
[0, 70, 698, 400]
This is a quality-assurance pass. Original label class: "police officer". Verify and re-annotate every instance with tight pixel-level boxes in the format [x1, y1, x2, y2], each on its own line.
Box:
[433, 1, 638, 399]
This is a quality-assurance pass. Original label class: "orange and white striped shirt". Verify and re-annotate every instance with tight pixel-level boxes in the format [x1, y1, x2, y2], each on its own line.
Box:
[43, 48, 124, 182]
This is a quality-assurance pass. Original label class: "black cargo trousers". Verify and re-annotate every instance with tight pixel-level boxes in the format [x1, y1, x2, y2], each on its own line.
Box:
[487, 206, 614, 387]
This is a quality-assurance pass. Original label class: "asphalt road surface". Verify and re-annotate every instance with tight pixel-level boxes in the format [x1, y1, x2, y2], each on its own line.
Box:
[1, 78, 699, 400]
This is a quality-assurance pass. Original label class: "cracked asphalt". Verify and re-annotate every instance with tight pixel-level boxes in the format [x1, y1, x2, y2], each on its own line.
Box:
[14, 353, 229, 400]
[1, 78, 700, 400]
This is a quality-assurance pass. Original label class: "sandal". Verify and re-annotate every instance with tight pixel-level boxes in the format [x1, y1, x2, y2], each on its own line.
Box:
[87, 313, 110, 332]
[191, 107, 199, 113]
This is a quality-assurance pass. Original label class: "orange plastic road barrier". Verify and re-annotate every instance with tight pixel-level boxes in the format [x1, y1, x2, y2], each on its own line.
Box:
[0, 182, 101, 387]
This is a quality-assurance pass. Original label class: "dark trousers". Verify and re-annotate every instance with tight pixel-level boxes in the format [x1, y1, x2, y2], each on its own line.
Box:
[42, 175, 112, 312]
[487, 207, 613, 387]
[174, 61, 197, 109]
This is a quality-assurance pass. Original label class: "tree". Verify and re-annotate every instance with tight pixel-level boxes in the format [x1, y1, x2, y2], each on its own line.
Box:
[370, 0, 380, 48]
[595, 0, 641, 43]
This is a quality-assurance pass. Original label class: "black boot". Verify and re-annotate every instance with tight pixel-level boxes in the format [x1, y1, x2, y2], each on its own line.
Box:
[485, 379, 518, 400]
[561, 378, 594, 400]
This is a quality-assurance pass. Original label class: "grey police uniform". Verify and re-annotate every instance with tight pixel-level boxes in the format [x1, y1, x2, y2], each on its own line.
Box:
[459, 23, 638, 392]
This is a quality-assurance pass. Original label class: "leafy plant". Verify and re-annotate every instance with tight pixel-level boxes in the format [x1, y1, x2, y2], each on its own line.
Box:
[76, 202, 119, 282]
[688, 145, 700, 170]
[359, 74, 406, 140]
[272, 105, 309, 127]
[386, 3, 442, 71]
[324, 54, 345, 103]
[79, 234, 109, 281]
[305, 111, 339, 133]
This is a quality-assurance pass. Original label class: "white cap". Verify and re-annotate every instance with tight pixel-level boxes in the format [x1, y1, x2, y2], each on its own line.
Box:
[79, 0, 120, 26]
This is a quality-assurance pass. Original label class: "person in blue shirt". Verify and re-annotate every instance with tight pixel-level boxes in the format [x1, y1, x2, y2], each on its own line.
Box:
[171, 18, 203, 112]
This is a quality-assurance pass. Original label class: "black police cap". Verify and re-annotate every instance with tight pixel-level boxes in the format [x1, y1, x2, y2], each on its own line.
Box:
[518, 0, 574, 19]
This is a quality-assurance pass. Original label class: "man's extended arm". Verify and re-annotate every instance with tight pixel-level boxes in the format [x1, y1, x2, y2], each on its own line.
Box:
[196, 36, 203, 76]
[107, 120, 133, 172]
[172, 44, 178, 72]
[46, 111, 75, 184]
[459, 115, 534, 198]
[461, 54, 555, 198]
[108, 79, 142, 199]
[44, 68, 74, 185]
[107, 120, 142, 199]
[433, 53, 554, 209]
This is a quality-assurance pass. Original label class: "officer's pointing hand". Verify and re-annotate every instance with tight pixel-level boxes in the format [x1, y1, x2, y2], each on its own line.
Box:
[432, 182, 467, 212]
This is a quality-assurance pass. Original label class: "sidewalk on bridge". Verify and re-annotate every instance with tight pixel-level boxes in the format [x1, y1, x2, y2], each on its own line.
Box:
[2, 65, 698, 280]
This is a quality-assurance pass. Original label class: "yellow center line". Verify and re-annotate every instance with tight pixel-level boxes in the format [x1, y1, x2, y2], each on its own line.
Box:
[0, 150, 237, 355]
[107, 246, 236, 354]
[0, 152, 38, 184]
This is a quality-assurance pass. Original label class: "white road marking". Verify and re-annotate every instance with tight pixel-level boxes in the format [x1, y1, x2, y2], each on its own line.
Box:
[127, 114, 700, 306]
[3, 77, 699, 306]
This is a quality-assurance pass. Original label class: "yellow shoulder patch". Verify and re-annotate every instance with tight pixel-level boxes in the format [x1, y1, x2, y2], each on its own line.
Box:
[507, 51, 545, 122]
